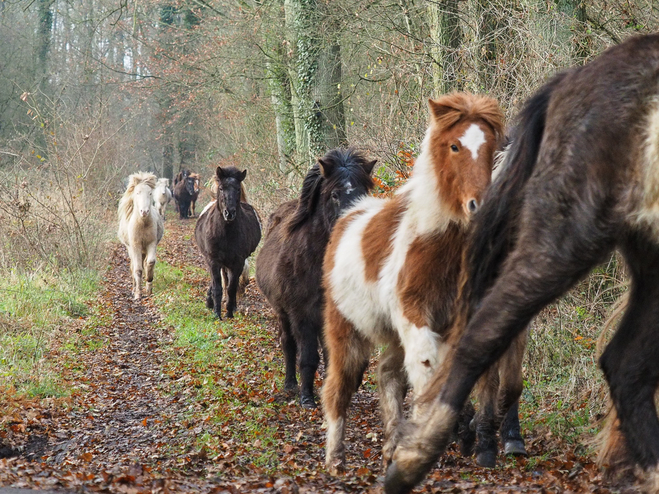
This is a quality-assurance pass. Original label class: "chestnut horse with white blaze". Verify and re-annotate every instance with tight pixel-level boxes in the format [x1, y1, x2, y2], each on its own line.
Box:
[322, 93, 527, 475]
[384, 34, 659, 494]
[117, 172, 164, 300]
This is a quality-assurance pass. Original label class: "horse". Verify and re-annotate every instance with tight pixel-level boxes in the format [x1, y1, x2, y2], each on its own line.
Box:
[195, 166, 261, 319]
[153, 178, 173, 219]
[117, 172, 164, 300]
[321, 93, 527, 475]
[383, 34, 659, 494]
[255, 148, 376, 408]
[173, 172, 197, 219]
[188, 173, 201, 217]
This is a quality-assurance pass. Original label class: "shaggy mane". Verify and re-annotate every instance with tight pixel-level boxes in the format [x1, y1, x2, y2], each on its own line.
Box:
[429, 92, 505, 142]
[118, 171, 157, 221]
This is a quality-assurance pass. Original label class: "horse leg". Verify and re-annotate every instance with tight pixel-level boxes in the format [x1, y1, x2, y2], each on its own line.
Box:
[386, 226, 612, 492]
[206, 286, 214, 309]
[379, 341, 407, 469]
[473, 328, 527, 467]
[144, 243, 157, 297]
[209, 261, 224, 319]
[499, 330, 528, 457]
[224, 267, 241, 318]
[472, 366, 500, 467]
[128, 246, 143, 300]
[599, 235, 659, 477]
[279, 312, 298, 394]
[297, 318, 321, 408]
[322, 303, 372, 474]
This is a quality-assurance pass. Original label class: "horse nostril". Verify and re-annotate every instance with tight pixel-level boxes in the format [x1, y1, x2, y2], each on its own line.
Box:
[467, 199, 478, 213]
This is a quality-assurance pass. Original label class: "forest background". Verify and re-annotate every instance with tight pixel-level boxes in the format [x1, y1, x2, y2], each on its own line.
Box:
[0, 0, 657, 477]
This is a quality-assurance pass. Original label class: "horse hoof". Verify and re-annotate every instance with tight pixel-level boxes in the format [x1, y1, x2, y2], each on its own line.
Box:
[476, 450, 497, 468]
[226, 311, 234, 319]
[504, 439, 527, 456]
[384, 461, 415, 494]
[326, 458, 345, 476]
[300, 395, 317, 409]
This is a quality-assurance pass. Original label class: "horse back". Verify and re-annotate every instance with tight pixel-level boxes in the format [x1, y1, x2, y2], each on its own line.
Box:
[256, 200, 328, 316]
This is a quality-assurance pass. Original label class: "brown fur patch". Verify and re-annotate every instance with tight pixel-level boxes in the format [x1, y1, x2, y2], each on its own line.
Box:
[362, 197, 406, 283]
[398, 223, 467, 331]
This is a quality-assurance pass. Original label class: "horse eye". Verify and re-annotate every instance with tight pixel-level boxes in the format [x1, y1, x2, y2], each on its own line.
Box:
[451, 144, 459, 152]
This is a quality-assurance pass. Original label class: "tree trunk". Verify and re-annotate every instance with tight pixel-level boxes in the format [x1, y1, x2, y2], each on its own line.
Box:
[427, 0, 462, 96]
[314, 41, 346, 150]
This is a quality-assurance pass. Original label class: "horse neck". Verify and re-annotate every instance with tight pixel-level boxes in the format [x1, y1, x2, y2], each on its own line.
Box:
[396, 143, 460, 237]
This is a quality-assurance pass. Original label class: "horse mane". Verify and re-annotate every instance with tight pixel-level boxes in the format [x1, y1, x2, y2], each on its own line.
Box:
[156, 178, 170, 188]
[286, 148, 375, 235]
[429, 92, 505, 142]
[118, 172, 157, 221]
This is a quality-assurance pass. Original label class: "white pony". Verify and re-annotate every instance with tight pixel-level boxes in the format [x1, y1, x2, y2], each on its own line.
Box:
[117, 172, 164, 300]
[153, 178, 173, 219]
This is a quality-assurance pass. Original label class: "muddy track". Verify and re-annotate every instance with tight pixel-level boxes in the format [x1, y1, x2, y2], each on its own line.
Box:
[0, 215, 639, 493]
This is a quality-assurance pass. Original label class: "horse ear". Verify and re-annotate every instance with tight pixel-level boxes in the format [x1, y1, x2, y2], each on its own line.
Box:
[427, 96, 463, 130]
[318, 158, 335, 178]
[239, 169, 247, 181]
[364, 159, 377, 176]
[216, 166, 225, 180]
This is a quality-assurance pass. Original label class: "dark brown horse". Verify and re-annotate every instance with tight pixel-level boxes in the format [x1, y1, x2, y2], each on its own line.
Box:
[322, 94, 526, 475]
[384, 34, 659, 494]
[195, 166, 261, 319]
[255, 148, 376, 408]
[173, 171, 197, 219]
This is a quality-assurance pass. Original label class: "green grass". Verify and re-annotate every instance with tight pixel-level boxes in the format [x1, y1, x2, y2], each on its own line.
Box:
[518, 254, 626, 455]
[0, 267, 100, 398]
[152, 260, 287, 473]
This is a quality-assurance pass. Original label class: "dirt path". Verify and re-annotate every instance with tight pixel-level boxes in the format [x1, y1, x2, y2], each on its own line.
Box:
[0, 216, 639, 493]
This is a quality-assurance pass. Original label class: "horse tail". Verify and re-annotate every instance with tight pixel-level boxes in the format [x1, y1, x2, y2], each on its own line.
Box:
[457, 71, 568, 324]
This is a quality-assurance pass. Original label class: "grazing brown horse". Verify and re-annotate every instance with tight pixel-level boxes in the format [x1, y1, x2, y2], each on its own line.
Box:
[196, 166, 261, 319]
[322, 93, 527, 475]
[384, 34, 659, 494]
[256, 148, 376, 408]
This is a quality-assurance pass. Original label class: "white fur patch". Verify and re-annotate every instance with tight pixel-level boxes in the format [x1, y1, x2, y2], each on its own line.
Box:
[345, 181, 354, 195]
[459, 123, 486, 161]
[199, 200, 216, 219]
[330, 197, 389, 339]
[399, 324, 447, 396]
[634, 97, 659, 241]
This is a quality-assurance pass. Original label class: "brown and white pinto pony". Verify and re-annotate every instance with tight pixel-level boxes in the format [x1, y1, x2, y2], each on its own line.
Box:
[383, 34, 659, 494]
[322, 93, 526, 474]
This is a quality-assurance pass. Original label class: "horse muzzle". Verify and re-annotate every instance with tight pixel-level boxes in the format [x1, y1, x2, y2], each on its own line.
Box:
[223, 209, 236, 222]
[140, 209, 150, 218]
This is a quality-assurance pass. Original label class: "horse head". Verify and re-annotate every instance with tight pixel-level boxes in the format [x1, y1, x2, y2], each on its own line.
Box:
[190, 173, 201, 194]
[318, 150, 376, 230]
[288, 149, 376, 234]
[426, 93, 504, 219]
[184, 176, 196, 196]
[216, 166, 246, 223]
[133, 181, 154, 218]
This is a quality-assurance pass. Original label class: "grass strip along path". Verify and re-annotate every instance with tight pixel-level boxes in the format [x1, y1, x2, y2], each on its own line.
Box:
[0, 216, 634, 492]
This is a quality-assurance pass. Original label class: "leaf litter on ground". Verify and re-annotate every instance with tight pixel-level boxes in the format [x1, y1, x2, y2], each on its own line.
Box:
[0, 215, 642, 493]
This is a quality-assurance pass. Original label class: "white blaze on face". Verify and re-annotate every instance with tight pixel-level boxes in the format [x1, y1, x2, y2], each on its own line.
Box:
[345, 181, 354, 195]
[459, 123, 486, 160]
